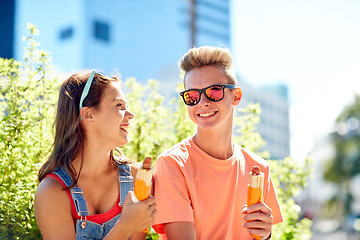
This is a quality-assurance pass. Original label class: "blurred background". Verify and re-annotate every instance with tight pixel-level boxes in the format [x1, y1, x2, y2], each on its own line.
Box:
[1, 0, 359, 239]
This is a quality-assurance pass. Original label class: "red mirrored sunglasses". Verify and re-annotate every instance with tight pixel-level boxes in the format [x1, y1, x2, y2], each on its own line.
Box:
[180, 84, 237, 106]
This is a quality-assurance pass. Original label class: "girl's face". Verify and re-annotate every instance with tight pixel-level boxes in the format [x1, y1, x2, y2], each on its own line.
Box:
[91, 81, 134, 148]
[184, 65, 241, 132]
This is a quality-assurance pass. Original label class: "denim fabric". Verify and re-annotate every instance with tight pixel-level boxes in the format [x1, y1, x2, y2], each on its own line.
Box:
[53, 163, 134, 240]
[75, 214, 120, 240]
[71, 187, 89, 217]
[54, 166, 74, 186]
[119, 164, 133, 206]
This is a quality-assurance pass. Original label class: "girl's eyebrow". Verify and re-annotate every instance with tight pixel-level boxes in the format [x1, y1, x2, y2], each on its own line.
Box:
[113, 98, 127, 107]
[113, 97, 125, 102]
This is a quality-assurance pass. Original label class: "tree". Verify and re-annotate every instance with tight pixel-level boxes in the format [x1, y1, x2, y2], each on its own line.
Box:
[324, 94, 360, 214]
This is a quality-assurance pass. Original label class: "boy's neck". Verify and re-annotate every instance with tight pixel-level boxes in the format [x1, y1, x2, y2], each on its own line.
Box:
[192, 130, 234, 160]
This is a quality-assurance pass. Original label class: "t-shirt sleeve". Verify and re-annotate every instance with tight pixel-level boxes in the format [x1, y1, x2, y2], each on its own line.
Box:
[152, 155, 194, 233]
[242, 149, 284, 225]
[263, 166, 284, 225]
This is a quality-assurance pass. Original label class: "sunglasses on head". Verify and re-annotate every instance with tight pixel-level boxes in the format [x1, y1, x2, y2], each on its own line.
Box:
[180, 84, 237, 106]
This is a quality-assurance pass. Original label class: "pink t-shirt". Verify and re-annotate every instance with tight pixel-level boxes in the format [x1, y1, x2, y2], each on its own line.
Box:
[153, 137, 283, 240]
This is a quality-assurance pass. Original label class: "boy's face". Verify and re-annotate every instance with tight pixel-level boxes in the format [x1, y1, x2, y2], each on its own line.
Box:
[184, 65, 241, 132]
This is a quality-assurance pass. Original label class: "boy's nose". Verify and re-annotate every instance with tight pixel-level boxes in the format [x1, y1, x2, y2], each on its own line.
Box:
[197, 93, 210, 107]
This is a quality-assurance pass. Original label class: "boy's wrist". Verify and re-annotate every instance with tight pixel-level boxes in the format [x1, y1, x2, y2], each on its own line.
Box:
[258, 232, 271, 240]
[264, 232, 271, 240]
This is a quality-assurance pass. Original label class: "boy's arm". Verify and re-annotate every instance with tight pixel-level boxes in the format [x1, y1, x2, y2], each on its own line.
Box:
[153, 156, 195, 235]
[164, 222, 196, 240]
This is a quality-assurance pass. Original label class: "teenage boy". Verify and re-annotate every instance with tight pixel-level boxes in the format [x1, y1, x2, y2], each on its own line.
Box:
[153, 46, 283, 240]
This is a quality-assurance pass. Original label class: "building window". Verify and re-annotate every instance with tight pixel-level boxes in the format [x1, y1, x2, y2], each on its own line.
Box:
[94, 21, 110, 42]
[59, 27, 73, 40]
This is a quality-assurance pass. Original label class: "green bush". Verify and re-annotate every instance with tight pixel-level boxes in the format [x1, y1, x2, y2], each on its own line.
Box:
[0, 24, 58, 239]
[122, 78, 175, 161]
[270, 157, 313, 240]
[0, 24, 313, 239]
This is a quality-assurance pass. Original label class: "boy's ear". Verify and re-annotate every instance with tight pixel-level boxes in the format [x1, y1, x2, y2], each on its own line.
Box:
[233, 88, 242, 106]
[79, 107, 94, 122]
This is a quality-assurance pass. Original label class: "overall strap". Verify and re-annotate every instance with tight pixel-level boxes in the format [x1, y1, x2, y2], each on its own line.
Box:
[118, 164, 134, 206]
[70, 187, 89, 217]
[53, 167, 89, 217]
[53, 167, 73, 187]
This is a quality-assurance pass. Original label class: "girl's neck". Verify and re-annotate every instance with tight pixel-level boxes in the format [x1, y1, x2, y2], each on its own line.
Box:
[73, 141, 113, 178]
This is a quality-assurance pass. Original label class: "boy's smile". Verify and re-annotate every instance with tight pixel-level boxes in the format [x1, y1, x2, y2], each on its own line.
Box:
[197, 111, 217, 118]
[184, 65, 238, 131]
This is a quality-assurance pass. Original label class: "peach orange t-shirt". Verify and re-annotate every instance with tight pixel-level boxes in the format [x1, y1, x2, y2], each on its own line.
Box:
[153, 137, 283, 240]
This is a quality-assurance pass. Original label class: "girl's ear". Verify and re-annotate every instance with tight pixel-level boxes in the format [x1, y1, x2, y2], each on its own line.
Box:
[233, 88, 242, 106]
[79, 107, 94, 122]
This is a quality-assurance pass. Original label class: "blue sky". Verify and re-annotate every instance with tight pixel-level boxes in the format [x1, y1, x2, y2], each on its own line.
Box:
[231, 0, 360, 161]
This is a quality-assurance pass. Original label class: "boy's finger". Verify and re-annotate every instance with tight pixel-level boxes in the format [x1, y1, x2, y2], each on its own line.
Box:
[247, 202, 272, 215]
[243, 211, 273, 223]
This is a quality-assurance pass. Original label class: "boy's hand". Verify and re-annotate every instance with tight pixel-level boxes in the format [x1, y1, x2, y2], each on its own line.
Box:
[242, 202, 273, 239]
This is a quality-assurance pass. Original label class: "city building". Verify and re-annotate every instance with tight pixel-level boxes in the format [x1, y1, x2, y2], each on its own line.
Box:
[11, 0, 289, 159]
[0, 0, 15, 59]
[296, 135, 337, 218]
[239, 80, 290, 159]
[14, 0, 229, 82]
[193, 0, 230, 47]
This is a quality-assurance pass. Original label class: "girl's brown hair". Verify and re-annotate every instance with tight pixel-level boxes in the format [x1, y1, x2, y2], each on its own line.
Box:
[38, 71, 129, 187]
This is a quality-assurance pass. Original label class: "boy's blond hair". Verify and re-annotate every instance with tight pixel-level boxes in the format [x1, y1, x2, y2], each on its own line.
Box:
[179, 46, 237, 85]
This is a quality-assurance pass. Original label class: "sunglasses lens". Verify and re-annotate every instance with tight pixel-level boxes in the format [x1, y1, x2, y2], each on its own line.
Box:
[206, 86, 224, 101]
[183, 90, 200, 105]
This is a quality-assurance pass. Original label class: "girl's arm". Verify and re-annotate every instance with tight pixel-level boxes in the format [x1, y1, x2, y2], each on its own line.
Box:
[34, 178, 76, 240]
[129, 232, 147, 240]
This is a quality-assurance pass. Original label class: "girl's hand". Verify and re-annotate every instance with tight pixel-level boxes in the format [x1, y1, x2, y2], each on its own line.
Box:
[242, 203, 273, 240]
[120, 191, 157, 233]
[104, 192, 156, 240]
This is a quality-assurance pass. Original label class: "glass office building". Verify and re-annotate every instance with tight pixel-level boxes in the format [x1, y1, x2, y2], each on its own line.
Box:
[0, 1, 15, 59]
[14, 0, 229, 81]
[12, 0, 289, 159]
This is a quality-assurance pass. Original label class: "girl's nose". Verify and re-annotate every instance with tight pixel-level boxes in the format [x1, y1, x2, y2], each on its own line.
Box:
[126, 110, 135, 120]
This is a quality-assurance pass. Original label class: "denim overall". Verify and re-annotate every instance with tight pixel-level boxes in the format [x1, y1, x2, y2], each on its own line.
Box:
[53, 164, 133, 240]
